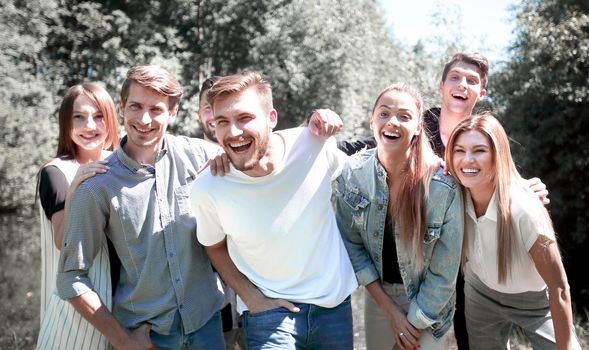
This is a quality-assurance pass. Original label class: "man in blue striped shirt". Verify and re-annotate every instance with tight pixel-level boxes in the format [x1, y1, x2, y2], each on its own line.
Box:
[56, 65, 226, 350]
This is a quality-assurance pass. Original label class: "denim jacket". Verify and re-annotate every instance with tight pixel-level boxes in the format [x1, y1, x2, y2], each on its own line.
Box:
[335, 149, 464, 339]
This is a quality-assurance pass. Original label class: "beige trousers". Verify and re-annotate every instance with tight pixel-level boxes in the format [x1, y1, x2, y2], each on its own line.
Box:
[364, 283, 448, 350]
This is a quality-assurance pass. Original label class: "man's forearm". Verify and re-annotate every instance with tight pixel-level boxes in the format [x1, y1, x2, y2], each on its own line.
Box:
[205, 240, 267, 310]
[68, 291, 130, 349]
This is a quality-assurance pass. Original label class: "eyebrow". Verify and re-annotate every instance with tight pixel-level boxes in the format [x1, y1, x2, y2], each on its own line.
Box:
[378, 105, 414, 113]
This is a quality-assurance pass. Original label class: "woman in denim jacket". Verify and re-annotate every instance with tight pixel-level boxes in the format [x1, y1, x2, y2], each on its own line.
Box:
[335, 84, 463, 350]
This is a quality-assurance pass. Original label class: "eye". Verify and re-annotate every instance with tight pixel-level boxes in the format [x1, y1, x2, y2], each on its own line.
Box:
[73, 114, 84, 120]
[453, 148, 465, 154]
[467, 78, 479, 85]
[378, 111, 389, 119]
[94, 114, 104, 120]
[398, 114, 412, 122]
[128, 103, 141, 111]
[216, 119, 228, 127]
[151, 107, 164, 114]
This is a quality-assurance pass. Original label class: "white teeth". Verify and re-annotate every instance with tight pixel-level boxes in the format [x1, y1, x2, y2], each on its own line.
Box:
[452, 93, 467, 100]
[384, 131, 400, 137]
[229, 140, 251, 147]
[462, 168, 479, 173]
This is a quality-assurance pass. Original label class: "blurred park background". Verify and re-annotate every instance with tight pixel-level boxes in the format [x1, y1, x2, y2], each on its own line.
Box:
[0, 0, 588, 348]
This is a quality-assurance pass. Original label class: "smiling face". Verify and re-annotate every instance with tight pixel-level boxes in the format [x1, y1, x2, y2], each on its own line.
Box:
[371, 90, 421, 158]
[120, 82, 176, 162]
[451, 130, 495, 196]
[440, 61, 487, 117]
[198, 93, 217, 143]
[70, 94, 108, 153]
[213, 87, 277, 174]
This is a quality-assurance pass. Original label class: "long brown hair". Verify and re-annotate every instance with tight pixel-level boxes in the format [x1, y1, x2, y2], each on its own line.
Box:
[56, 83, 119, 159]
[372, 84, 436, 269]
[445, 113, 551, 283]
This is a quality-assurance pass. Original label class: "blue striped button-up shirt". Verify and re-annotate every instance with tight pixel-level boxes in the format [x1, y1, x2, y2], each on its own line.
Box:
[57, 134, 224, 335]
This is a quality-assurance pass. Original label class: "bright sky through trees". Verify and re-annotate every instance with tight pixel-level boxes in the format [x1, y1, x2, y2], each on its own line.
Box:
[379, 0, 516, 63]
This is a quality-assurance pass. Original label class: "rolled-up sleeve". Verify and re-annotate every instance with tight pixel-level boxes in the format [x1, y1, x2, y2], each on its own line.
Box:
[407, 184, 464, 329]
[335, 173, 379, 286]
[56, 184, 107, 300]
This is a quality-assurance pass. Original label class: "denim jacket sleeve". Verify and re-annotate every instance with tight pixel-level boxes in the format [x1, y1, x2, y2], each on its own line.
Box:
[407, 179, 464, 330]
[335, 172, 380, 286]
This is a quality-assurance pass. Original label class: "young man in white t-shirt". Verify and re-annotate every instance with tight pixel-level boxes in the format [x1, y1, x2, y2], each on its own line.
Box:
[190, 71, 357, 350]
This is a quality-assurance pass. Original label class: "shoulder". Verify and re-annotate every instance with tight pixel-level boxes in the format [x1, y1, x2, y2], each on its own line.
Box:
[430, 167, 459, 190]
[338, 148, 376, 184]
[510, 185, 547, 220]
[347, 148, 376, 170]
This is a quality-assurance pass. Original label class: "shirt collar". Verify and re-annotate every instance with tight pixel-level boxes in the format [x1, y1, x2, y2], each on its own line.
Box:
[466, 189, 498, 222]
[116, 135, 169, 174]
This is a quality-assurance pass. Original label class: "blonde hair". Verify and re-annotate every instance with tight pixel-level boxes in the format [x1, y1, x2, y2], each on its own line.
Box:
[446, 113, 553, 283]
[207, 71, 273, 113]
[373, 83, 436, 269]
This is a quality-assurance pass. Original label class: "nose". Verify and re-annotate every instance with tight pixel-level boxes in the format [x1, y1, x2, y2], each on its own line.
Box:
[229, 123, 243, 137]
[140, 111, 152, 125]
[457, 76, 468, 88]
[86, 115, 97, 130]
[386, 115, 401, 126]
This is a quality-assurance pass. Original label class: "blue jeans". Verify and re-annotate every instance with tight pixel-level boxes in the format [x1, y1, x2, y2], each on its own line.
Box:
[243, 296, 353, 350]
[149, 311, 225, 350]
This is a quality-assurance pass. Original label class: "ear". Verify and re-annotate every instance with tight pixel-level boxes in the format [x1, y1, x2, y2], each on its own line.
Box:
[478, 88, 487, 101]
[169, 104, 179, 119]
[267, 109, 278, 129]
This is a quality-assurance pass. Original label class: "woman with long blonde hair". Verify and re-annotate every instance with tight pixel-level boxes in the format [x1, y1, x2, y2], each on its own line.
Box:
[446, 113, 581, 350]
[336, 83, 463, 349]
[36, 83, 119, 350]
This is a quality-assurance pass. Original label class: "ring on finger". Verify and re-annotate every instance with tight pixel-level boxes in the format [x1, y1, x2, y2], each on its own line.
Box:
[399, 332, 404, 337]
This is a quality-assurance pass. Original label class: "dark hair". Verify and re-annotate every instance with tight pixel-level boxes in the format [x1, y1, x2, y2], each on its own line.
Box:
[120, 65, 184, 110]
[441, 52, 489, 89]
[207, 71, 273, 113]
[57, 83, 119, 159]
[199, 76, 221, 102]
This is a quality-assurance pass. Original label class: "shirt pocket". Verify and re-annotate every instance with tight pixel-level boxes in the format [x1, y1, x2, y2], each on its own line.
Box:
[343, 190, 370, 230]
[423, 225, 442, 265]
[175, 181, 194, 217]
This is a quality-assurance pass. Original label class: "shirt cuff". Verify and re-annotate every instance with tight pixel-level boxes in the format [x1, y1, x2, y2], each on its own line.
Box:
[407, 300, 437, 329]
[56, 270, 94, 300]
[356, 266, 380, 286]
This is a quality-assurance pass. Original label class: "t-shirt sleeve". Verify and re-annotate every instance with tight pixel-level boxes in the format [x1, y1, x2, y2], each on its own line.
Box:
[326, 136, 349, 180]
[191, 178, 226, 246]
[39, 165, 68, 220]
[515, 204, 556, 251]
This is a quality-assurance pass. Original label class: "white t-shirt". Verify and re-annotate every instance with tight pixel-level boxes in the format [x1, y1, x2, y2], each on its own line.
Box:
[192, 127, 357, 312]
[465, 186, 555, 294]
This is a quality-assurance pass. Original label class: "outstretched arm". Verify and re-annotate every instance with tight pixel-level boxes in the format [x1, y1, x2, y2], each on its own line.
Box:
[530, 235, 575, 350]
[205, 238, 299, 313]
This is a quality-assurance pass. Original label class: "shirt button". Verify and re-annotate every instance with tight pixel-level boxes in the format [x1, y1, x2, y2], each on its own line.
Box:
[373, 231, 378, 237]
[169, 252, 175, 258]
[377, 204, 383, 211]
[175, 278, 180, 283]
[179, 304, 184, 309]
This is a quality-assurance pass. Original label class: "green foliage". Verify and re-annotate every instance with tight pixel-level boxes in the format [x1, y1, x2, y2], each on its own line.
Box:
[493, 0, 589, 309]
[0, 0, 58, 210]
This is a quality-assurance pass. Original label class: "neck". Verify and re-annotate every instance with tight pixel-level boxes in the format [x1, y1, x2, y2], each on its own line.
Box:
[244, 132, 285, 177]
[75, 147, 104, 164]
[123, 139, 163, 166]
[439, 107, 471, 146]
[470, 185, 495, 217]
[377, 146, 409, 180]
